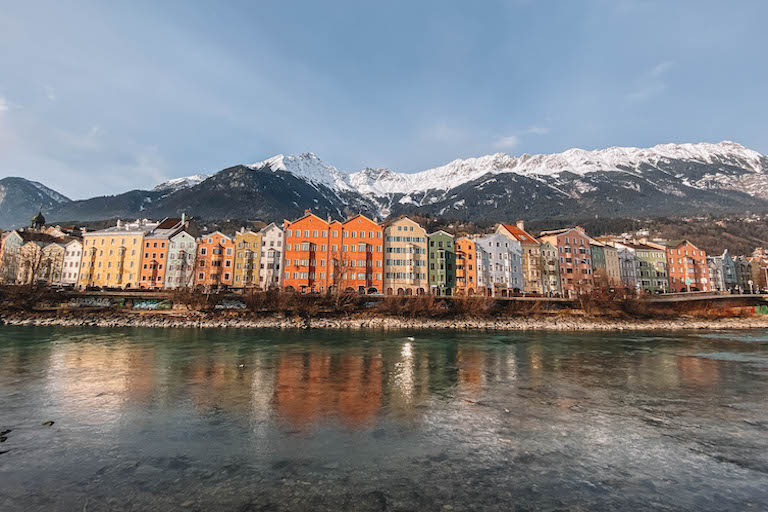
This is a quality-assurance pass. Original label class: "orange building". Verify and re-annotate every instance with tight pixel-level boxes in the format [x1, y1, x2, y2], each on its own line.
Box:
[138, 217, 186, 289]
[283, 211, 337, 293]
[454, 237, 477, 295]
[664, 240, 709, 292]
[194, 231, 235, 288]
[339, 214, 384, 294]
[283, 210, 384, 294]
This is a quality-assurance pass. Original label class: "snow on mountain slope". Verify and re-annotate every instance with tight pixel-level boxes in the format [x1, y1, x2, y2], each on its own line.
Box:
[154, 173, 210, 192]
[248, 141, 766, 199]
[248, 153, 352, 193]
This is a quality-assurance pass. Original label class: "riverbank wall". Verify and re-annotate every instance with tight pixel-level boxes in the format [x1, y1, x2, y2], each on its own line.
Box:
[3, 310, 768, 331]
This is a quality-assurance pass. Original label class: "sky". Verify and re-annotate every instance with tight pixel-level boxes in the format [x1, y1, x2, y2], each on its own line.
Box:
[1, 0, 767, 199]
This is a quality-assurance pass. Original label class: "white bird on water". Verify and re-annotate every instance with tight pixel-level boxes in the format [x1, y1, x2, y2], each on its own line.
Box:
[407, 336, 415, 341]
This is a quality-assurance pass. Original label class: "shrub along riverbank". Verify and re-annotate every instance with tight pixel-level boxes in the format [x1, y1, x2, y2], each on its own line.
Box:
[1, 286, 765, 331]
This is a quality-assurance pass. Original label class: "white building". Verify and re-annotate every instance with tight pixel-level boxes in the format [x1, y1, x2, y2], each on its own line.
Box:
[165, 230, 198, 289]
[258, 223, 283, 289]
[474, 233, 523, 296]
[59, 239, 82, 286]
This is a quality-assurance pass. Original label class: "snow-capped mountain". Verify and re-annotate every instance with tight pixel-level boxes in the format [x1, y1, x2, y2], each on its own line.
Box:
[27, 140, 768, 227]
[153, 173, 210, 193]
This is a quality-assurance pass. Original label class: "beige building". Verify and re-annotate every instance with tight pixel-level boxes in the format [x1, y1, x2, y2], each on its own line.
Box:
[79, 219, 159, 289]
[17, 241, 66, 285]
[383, 216, 428, 295]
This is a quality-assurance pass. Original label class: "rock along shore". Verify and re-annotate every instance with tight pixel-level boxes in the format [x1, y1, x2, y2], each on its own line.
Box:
[2, 311, 768, 331]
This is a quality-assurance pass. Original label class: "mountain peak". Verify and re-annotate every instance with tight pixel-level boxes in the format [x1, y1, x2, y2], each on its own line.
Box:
[248, 153, 351, 192]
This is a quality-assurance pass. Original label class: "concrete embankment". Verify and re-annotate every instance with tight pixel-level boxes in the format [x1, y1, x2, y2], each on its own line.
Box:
[3, 311, 768, 331]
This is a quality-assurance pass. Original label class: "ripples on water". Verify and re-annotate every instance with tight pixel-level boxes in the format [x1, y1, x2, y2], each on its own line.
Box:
[0, 327, 767, 511]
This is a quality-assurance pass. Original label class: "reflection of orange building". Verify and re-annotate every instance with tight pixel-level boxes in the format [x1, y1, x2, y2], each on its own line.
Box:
[340, 214, 384, 294]
[455, 237, 477, 295]
[195, 232, 235, 288]
[457, 348, 486, 398]
[273, 350, 382, 429]
[677, 356, 720, 388]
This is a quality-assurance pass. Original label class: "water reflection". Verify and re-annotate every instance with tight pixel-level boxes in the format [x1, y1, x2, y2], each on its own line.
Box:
[0, 328, 765, 434]
[2, 328, 768, 511]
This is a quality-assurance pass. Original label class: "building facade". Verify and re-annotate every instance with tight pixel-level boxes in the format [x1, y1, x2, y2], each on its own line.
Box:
[474, 233, 523, 296]
[165, 231, 197, 289]
[664, 240, 709, 292]
[615, 246, 637, 290]
[340, 214, 384, 294]
[283, 211, 336, 293]
[79, 219, 157, 289]
[195, 232, 235, 288]
[454, 237, 477, 295]
[427, 231, 455, 296]
[233, 229, 262, 289]
[539, 241, 562, 296]
[538, 227, 594, 297]
[614, 242, 668, 294]
[590, 241, 621, 288]
[258, 223, 283, 290]
[383, 217, 428, 295]
[496, 222, 541, 294]
[59, 239, 82, 286]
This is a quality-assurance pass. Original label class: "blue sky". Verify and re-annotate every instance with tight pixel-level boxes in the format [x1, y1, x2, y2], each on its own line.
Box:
[1, 0, 767, 199]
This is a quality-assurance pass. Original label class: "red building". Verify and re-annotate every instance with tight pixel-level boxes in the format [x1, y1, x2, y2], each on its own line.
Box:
[664, 240, 709, 292]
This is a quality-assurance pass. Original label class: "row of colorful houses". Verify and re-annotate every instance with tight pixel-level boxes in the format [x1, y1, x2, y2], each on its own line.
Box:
[3, 210, 767, 296]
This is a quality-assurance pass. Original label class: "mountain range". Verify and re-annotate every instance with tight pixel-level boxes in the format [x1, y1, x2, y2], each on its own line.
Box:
[2, 141, 768, 229]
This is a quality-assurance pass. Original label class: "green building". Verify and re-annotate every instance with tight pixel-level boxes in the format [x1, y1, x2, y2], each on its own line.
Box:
[617, 242, 668, 293]
[428, 231, 455, 295]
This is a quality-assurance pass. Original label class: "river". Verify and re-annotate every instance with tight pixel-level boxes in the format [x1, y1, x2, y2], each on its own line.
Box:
[0, 327, 767, 511]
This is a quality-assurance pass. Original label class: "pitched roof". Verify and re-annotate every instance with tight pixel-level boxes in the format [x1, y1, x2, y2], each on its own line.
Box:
[498, 223, 538, 244]
[156, 217, 182, 229]
[538, 226, 587, 238]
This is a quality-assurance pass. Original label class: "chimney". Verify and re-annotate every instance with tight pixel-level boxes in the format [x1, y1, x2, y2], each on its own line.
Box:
[305, 209, 312, 215]
[347, 213, 355, 220]
[516, 220, 525, 231]
[181, 213, 186, 224]
[116, 219, 122, 228]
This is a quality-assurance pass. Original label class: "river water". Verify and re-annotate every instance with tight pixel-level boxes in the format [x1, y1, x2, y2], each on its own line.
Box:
[0, 327, 767, 511]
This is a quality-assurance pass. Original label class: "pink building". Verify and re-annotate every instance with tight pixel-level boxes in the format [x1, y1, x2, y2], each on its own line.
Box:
[538, 227, 594, 297]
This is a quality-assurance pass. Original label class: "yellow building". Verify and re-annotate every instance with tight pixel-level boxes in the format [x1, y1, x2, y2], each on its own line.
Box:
[79, 219, 159, 289]
[233, 229, 263, 288]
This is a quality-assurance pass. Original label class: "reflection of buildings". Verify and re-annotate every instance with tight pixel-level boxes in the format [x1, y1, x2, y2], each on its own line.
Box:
[42, 340, 157, 425]
[457, 347, 487, 399]
[273, 349, 383, 430]
[677, 356, 721, 388]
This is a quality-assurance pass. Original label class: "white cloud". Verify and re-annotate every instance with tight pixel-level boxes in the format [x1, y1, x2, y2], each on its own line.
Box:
[494, 135, 520, 150]
[0, 97, 8, 113]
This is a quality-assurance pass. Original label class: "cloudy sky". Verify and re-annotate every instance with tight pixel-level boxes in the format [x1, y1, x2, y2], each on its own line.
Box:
[1, 0, 767, 199]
